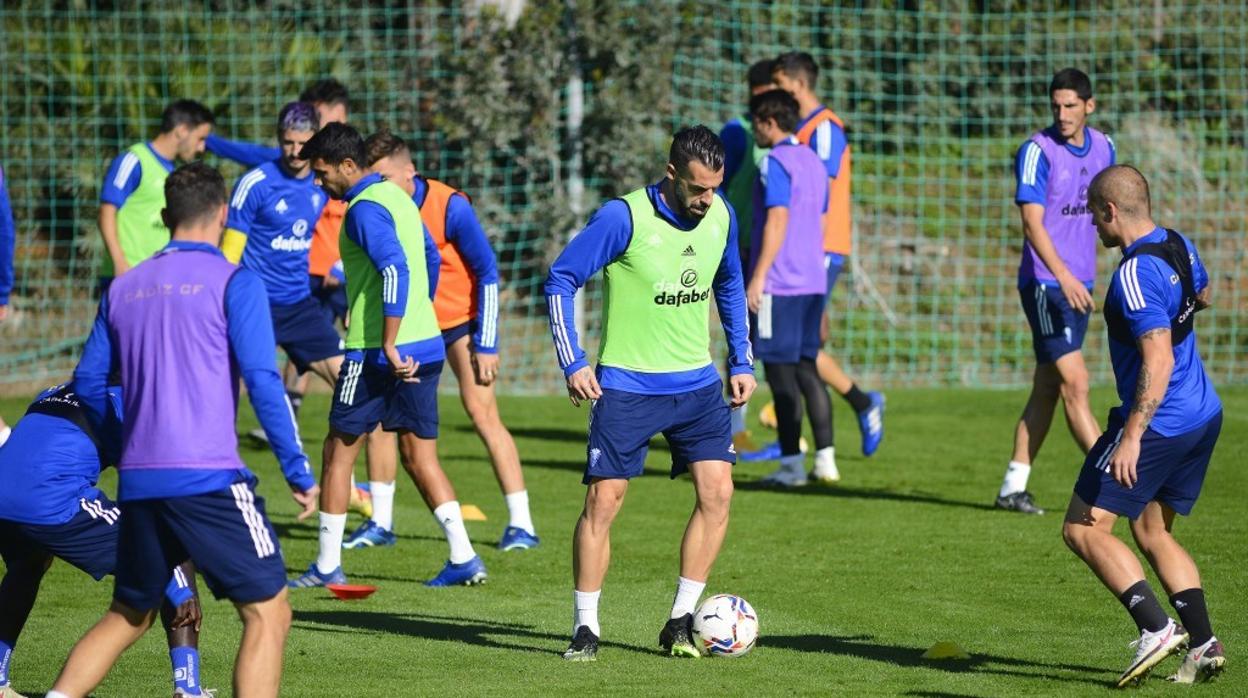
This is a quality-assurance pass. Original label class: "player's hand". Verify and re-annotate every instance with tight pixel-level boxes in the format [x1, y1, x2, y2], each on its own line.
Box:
[473, 351, 500, 386]
[1108, 436, 1141, 489]
[728, 373, 757, 408]
[566, 366, 602, 407]
[292, 484, 320, 521]
[1058, 273, 1095, 314]
[170, 594, 202, 632]
[322, 274, 341, 289]
[112, 257, 131, 276]
[0, 305, 8, 321]
[746, 277, 765, 314]
[384, 345, 421, 383]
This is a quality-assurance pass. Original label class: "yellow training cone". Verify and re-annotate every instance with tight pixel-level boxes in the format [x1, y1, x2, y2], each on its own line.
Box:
[922, 641, 970, 660]
[460, 504, 488, 521]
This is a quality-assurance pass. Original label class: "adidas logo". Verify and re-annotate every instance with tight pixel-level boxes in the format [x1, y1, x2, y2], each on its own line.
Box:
[1129, 594, 1145, 609]
[681, 245, 696, 256]
[1175, 600, 1187, 609]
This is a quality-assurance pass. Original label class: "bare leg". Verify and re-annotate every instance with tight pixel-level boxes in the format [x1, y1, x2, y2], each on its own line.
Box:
[321, 430, 364, 515]
[232, 589, 292, 698]
[50, 601, 157, 697]
[1130, 502, 1201, 595]
[679, 461, 734, 582]
[1011, 363, 1062, 464]
[1061, 494, 1146, 595]
[397, 432, 455, 510]
[1053, 350, 1100, 454]
[446, 336, 525, 495]
[160, 561, 200, 650]
[573, 478, 628, 592]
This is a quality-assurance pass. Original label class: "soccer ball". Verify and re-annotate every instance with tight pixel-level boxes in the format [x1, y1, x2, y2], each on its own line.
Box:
[692, 594, 758, 657]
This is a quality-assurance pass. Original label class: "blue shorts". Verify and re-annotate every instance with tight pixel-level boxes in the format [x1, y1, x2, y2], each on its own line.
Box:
[0, 494, 121, 580]
[114, 478, 285, 609]
[825, 253, 845, 297]
[751, 293, 826, 363]
[584, 382, 734, 484]
[271, 296, 344, 373]
[1074, 411, 1222, 520]
[441, 321, 472, 347]
[1019, 281, 1090, 363]
[330, 357, 442, 437]
[309, 275, 348, 325]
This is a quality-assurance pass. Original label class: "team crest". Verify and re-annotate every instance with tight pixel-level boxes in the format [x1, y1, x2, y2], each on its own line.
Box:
[276, 198, 289, 214]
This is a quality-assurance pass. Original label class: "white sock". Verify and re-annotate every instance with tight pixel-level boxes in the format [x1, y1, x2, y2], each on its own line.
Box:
[316, 512, 347, 574]
[670, 576, 706, 619]
[0, 426, 11, 447]
[573, 589, 601, 636]
[370, 480, 396, 531]
[432, 501, 476, 564]
[999, 460, 1032, 498]
[504, 490, 535, 534]
[45, 692, 70, 698]
[814, 446, 838, 474]
[780, 453, 805, 472]
[730, 404, 747, 435]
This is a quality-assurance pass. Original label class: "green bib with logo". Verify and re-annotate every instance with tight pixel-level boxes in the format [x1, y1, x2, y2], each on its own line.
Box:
[598, 187, 730, 373]
[341, 180, 441, 350]
[723, 116, 769, 249]
[104, 143, 170, 277]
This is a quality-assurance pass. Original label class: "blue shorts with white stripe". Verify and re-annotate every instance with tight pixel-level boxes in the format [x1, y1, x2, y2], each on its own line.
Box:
[1074, 410, 1222, 520]
[330, 357, 442, 438]
[113, 477, 285, 609]
[1018, 280, 1090, 363]
[0, 493, 121, 580]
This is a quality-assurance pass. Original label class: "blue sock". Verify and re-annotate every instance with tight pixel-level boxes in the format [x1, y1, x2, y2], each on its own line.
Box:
[0, 638, 13, 685]
[170, 646, 201, 695]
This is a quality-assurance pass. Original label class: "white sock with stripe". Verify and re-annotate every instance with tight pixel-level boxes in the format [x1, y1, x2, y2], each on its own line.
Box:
[999, 460, 1031, 498]
[504, 490, 535, 534]
[316, 512, 347, 574]
[370, 480, 396, 531]
[432, 501, 476, 564]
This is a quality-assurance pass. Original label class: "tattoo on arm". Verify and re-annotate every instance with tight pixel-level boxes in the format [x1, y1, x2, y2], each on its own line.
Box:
[1137, 327, 1170, 341]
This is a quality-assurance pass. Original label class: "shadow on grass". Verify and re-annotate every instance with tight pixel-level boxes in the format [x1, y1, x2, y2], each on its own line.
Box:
[293, 609, 654, 657]
[733, 480, 997, 512]
[767, 633, 1110, 687]
[272, 520, 444, 545]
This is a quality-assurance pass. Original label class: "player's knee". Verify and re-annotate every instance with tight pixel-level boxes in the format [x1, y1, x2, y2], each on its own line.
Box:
[697, 476, 734, 517]
[463, 394, 500, 430]
[584, 483, 626, 522]
[1059, 373, 1090, 405]
[1060, 521, 1085, 553]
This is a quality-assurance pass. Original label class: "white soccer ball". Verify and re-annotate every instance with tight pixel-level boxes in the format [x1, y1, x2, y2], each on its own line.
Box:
[692, 594, 759, 657]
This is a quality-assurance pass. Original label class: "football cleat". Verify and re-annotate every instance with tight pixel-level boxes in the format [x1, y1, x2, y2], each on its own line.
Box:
[810, 461, 841, 484]
[1117, 619, 1188, 688]
[498, 526, 540, 551]
[424, 556, 488, 587]
[1168, 637, 1225, 684]
[857, 391, 885, 456]
[343, 520, 396, 549]
[287, 563, 347, 589]
[0, 684, 28, 698]
[995, 490, 1045, 515]
[348, 484, 373, 519]
[758, 401, 777, 429]
[740, 438, 808, 462]
[562, 625, 599, 662]
[245, 427, 270, 447]
[731, 430, 762, 453]
[173, 689, 217, 698]
[760, 462, 808, 487]
[658, 613, 700, 658]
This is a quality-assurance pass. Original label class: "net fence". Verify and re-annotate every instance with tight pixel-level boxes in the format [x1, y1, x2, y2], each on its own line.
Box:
[1, 1, 1244, 394]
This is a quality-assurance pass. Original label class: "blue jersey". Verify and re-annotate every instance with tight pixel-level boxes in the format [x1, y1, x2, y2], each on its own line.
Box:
[0, 384, 122, 525]
[1105, 227, 1220, 436]
[205, 134, 281, 169]
[720, 115, 751, 186]
[227, 160, 326, 305]
[0, 164, 14, 306]
[100, 143, 174, 208]
[544, 182, 752, 394]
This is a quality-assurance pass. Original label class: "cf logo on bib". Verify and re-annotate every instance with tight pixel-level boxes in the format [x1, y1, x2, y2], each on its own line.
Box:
[680, 269, 698, 288]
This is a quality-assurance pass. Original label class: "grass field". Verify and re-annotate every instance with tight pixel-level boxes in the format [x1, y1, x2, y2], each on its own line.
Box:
[2, 385, 1244, 697]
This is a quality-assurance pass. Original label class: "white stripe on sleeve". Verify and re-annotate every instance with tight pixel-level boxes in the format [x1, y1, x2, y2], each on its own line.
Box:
[1121, 258, 1146, 311]
[231, 170, 266, 210]
[1021, 142, 1041, 186]
[815, 121, 833, 161]
[113, 152, 139, 190]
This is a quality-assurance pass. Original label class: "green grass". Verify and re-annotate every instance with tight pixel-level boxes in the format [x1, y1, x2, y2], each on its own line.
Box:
[2, 385, 1245, 696]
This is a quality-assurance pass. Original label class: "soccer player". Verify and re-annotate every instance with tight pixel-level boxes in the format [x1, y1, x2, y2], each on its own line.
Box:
[358, 131, 538, 550]
[221, 102, 345, 394]
[98, 100, 214, 287]
[49, 162, 317, 698]
[0, 163, 14, 446]
[0, 383, 207, 698]
[772, 51, 885, 462]
[719, 59, 775, 452]
[998, 68, 1114, 514]
[287, 124, 488, 589]
[205, 78, 350, 167]
[1061, 165, 1223, 686]
[546, 126, 755, 661]
[746, 90, 835, 487]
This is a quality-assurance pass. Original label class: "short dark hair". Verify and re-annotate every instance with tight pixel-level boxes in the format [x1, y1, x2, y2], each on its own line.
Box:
[363, 129, 410, 167]
[773, 51, 819, 89]
[298, 122, 366, 166]
[669, 126, 725, 173]
[749, 89, 801, 134]
[163, 162, 225, 230]
[159, 100, 214, 134]
[300, 78, 350, 107]
[277, 101, 319, 134]
[746, 59, 776, 89]
[1050, 68, 1093, 101]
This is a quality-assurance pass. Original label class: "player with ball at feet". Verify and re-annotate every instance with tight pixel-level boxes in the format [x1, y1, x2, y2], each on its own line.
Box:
[545, 126, 755, 661]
